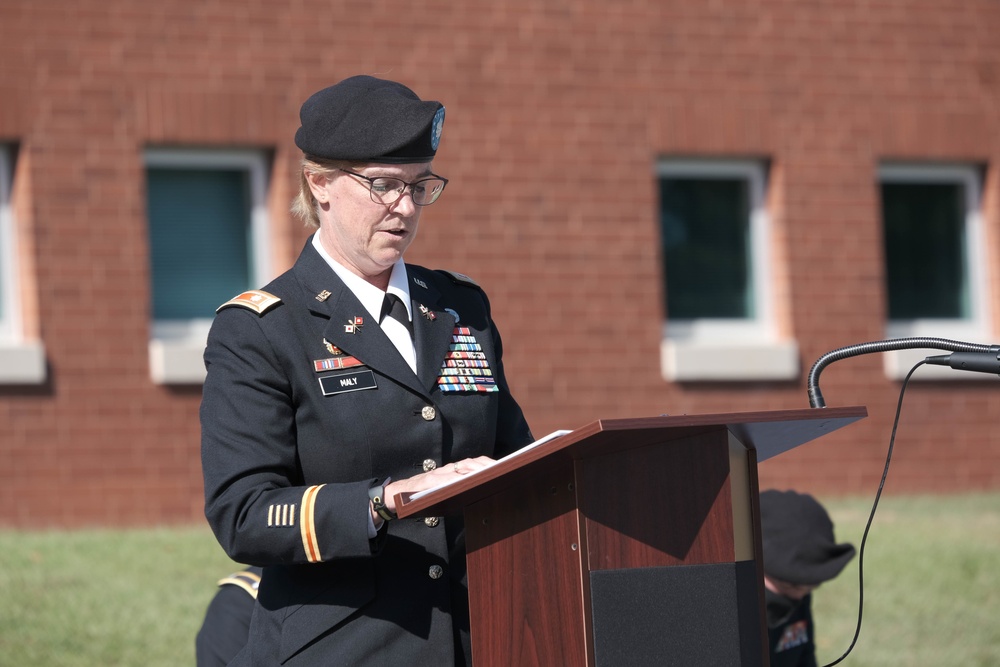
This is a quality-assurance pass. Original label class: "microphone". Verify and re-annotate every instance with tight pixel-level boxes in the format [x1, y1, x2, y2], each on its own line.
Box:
[925, 347, 1000, 375]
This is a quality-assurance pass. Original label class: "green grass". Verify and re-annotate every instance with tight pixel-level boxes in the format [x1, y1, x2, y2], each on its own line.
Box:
[0, 525, 238, 667]
[0, 494, 997, 666]
[814, 493, 1000, 667]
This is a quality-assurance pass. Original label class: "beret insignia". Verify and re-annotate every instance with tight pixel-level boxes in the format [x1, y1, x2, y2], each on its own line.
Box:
[431, 107, 445, 151]
[217, 290, 282, 315]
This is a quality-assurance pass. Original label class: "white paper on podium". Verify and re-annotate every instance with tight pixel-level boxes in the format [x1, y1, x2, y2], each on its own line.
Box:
[408, 429, 573, 501]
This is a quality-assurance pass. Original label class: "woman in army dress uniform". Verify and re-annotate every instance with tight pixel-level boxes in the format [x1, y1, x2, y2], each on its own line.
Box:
[200, 75, 534, 666]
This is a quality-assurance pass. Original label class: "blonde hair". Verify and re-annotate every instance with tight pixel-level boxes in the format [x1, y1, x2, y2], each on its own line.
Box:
[290, 156, 359, 229]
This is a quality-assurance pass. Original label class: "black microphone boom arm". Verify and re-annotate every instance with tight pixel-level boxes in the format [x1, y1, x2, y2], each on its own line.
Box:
[807, 337, 999, 408]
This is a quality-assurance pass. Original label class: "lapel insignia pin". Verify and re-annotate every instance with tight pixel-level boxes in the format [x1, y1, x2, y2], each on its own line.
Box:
[315, 290, 332, 302]
[419, 304, 436, 321]
[413, 278, 428, 289]
[323, 338, 343, 355]
[344, 316, 364, 334]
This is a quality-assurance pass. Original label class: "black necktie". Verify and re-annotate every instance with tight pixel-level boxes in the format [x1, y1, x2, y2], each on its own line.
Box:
[380, 293, 414, 338]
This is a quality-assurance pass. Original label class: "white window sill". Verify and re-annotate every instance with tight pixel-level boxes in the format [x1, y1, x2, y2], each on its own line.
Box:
[0, 340, 47, 384]
[149, 339, 207, 385]
[661, 339, 799, 382]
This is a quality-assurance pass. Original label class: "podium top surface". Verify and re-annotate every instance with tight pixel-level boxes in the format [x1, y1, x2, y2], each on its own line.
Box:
[396, 405, 866, 518]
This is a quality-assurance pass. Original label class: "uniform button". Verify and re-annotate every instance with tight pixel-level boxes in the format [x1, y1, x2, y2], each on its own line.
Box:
[421, 406, 436, 421]
[422, 458, 437, 472]
[428, 565, 444, 579]
[424, 516, 440, 527]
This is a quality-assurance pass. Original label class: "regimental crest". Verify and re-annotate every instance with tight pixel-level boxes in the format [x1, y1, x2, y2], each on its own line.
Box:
[776, 620, 810, 652]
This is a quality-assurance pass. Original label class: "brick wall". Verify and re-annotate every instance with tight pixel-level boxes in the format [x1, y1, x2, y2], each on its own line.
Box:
[1, 0, 999, 527]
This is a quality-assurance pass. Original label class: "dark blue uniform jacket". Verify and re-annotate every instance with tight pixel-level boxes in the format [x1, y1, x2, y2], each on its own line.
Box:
[201, 239, 533, 666]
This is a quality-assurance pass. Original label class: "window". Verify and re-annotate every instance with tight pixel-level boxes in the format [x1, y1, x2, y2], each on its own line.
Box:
[0, 145, 13, 340]
[657, 158, 797, 381]
[879, 163, 992, 380]
[145, 148, 271, 384]
[0, 145, 46, 384]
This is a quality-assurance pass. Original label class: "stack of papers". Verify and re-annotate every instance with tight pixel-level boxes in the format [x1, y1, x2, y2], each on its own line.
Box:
[408, 429, 572, 501]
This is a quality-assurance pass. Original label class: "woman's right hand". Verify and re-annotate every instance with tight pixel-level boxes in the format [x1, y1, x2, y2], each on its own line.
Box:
[372, 456, 496, 525]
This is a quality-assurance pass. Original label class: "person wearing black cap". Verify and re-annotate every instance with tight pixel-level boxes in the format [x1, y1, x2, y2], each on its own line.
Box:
[200, 75, 534, 666]
[759, 489, 856, 667]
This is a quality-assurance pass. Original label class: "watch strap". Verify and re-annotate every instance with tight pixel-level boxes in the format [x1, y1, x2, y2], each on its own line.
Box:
[368, 482, 397, 522]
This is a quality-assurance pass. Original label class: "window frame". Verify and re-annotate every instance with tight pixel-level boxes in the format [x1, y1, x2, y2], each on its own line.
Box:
[657, 158, 774, 341]
[878, 163, 994, 380]
[144, 147, 271, 384]
[0, 144, 46, 384]
[656, 157, 797, 382]
[0, 144, 16, 341]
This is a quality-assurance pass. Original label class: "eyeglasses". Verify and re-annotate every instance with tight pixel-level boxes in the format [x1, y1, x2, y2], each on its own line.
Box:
[337, 169, 449, 207]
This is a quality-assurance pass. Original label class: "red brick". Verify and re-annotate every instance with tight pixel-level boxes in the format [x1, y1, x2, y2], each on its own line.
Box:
[2, 0, 1000, 526]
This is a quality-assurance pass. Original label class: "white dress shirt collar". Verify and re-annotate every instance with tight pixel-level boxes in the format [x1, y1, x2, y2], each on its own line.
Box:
[311, 233, 412, 323]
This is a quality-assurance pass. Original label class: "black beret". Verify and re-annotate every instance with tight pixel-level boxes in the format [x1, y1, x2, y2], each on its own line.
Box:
[760, 489, 856, 586]
[294, 75, 445, 164]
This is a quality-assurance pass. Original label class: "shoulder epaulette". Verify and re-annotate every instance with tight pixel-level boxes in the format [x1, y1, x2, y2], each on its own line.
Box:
[216, 569, 261, 599]
[438, 270, 480, 289]
[216, 290, 282, 315]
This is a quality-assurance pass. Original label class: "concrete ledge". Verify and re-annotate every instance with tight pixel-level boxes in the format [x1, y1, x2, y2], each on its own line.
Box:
[662, 339, 799, 382]
[149, 339, 207, 385]
[0, 340, 47, 384]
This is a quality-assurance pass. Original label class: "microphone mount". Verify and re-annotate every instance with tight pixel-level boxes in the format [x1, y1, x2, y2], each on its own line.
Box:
[807, 337, 998, 408]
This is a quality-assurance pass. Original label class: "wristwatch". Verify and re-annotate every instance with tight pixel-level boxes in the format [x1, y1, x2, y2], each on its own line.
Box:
[368, 482, 397, 522]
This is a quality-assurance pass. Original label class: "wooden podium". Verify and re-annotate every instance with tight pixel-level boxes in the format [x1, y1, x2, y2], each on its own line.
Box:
[396, 406, 867, 667]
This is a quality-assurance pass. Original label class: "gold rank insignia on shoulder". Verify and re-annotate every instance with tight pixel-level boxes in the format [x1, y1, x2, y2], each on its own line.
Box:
[216, 570, 261, 599]
[216, 290, 282, 315]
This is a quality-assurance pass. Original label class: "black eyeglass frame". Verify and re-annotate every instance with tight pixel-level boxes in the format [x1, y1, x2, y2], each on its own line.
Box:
[336, 169, 449, 207]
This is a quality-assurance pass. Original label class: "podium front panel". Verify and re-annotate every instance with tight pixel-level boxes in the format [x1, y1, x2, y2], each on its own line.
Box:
[577, 429, 736, 569]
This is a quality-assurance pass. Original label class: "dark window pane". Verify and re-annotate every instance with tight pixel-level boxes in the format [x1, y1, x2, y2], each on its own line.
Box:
[881, 182, 967, 319]
[0, 150, 8, 322]
[147, 168, 252, 320]
[659, 177, 753, 319]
